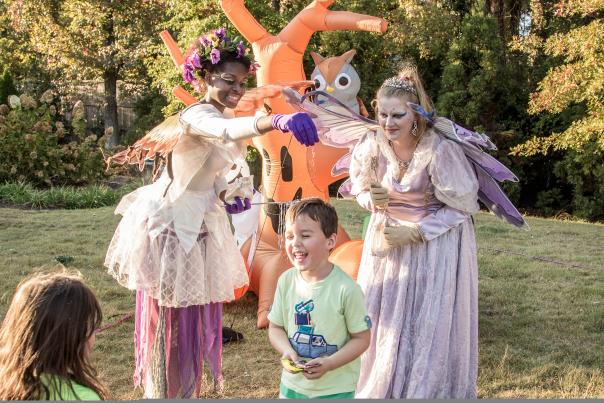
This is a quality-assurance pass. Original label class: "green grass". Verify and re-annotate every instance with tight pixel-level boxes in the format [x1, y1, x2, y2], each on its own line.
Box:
[0, 181, 144, 209]
[0, 200, 602, 398]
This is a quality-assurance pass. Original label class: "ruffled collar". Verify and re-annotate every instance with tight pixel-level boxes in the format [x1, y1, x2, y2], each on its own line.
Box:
[376, 128, 440, 192]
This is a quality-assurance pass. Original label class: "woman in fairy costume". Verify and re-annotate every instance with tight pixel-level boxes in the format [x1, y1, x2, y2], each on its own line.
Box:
[104, 27, 318, 398]
[283, 57, 526, 398]
[349, 63, 481, 398]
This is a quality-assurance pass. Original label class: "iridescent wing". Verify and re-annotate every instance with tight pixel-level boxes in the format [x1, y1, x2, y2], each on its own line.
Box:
[410, 104, 527, 229]
[408, 102, 497, 151]
[282, 88, 379, 149]
[107, 114, 182, 170]
[283, 88, 379, 197]
[474, 163, 528, 228]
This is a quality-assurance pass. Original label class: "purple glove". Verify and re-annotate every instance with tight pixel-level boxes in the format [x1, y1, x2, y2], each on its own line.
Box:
[225, 197, 251, 214]
[271, 112, 319, 147]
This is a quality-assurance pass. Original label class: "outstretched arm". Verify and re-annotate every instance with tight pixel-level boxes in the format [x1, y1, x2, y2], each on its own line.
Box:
[220, 0, 271, 43]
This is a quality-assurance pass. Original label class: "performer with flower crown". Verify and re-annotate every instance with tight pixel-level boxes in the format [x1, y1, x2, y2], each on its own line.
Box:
[103, 27, 319, 398]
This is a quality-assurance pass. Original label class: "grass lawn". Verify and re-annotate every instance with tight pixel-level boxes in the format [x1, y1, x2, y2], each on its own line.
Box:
[0, 200, 603, 398]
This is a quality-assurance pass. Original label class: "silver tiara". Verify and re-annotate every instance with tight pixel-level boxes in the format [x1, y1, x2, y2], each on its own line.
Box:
[382, 76, 417, 95]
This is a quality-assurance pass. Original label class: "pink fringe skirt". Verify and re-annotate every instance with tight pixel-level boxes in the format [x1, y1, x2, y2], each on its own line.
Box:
[134, 290, 223, 398]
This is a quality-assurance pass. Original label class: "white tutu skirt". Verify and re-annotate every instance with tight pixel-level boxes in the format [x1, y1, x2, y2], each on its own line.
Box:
[104, 183, 249, 308]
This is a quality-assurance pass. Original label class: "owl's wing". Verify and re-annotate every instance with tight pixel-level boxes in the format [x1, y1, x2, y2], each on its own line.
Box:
[106, 114, 182, 170]
[282, 88, 379, 149]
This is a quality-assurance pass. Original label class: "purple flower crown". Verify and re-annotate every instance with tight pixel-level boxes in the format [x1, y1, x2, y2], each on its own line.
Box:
[182, 27, 258, 92]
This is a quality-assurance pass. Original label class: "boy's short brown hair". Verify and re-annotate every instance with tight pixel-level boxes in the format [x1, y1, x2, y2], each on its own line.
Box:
[285, 198, 338, 238]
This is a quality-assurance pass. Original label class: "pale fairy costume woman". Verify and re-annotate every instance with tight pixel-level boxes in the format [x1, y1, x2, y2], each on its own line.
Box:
[103, 28, 318, 398]
[350, 65, 481, 398]
[283, 61, 525, 399]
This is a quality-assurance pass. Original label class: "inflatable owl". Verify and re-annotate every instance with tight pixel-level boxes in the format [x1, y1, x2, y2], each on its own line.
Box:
[310, 50, 368, 117]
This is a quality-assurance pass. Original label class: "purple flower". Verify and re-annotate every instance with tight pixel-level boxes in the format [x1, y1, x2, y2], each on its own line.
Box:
[236, 41, 246, 58]
[210, 48, 221, 64]
[249, 62, 260, 74]
[183, 63, 195, 83]
[191, 51, 202, 69]
[215, 27, 226, 40]
[200, 36, 211, 47]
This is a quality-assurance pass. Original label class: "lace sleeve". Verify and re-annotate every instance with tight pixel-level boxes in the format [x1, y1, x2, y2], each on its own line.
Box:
[428, 139, 479, 214]
[180, 103, 261, 141]
[349, 131, 381, 196]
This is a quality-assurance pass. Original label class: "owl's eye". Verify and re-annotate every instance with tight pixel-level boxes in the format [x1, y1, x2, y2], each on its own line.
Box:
[335, 73, 351, 90]
[313, 75, 327, 90]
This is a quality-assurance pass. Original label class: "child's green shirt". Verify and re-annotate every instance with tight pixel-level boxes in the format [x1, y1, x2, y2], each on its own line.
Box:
[40, 374, 101, 400]
[268, 265, 371, 398]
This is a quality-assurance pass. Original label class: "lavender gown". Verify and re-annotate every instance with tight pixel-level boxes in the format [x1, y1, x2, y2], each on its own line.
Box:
[350, 129, 479, 398]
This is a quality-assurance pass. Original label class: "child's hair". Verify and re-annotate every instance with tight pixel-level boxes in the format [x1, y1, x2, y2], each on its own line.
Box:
[285, 198, 338, 238]
[0, 269, 109, 400]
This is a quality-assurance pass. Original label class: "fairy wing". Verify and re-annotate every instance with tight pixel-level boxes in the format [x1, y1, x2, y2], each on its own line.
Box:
[283, 88, 379, 148]
[282, 88, 379, 197]
[107, 114, 182, 171]
[407, 102, 497, 151]
[234, 81, 315, 115]
[409, 105, 527, 228]
[474, 163, 528, 228]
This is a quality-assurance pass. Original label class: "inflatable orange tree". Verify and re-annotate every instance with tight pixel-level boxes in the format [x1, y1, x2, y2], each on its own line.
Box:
[221, 0, 386, 328]
[160, 1, 387, 328]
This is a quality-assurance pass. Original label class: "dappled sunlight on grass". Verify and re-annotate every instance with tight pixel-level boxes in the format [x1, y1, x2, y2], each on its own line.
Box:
[0, 201, 602, 398]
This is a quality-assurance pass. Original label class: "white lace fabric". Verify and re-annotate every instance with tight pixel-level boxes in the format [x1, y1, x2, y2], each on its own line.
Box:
[104, 104, 260, 308]
[105, 181, 248, 307]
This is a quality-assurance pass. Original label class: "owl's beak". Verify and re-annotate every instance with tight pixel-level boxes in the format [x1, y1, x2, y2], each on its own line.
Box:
[326, 86, 335, 93]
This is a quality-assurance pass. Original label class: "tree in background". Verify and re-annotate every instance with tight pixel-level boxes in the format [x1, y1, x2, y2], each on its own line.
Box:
[0, 0, 51, 98]
[2, 0, 601, 219]
[6, 0, 166, 147]
[511, 0, 604, 219]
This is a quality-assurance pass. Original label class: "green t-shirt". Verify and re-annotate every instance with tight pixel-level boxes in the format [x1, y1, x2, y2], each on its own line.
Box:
[40, 374, 101, 400]
[267, 265, 371, 398]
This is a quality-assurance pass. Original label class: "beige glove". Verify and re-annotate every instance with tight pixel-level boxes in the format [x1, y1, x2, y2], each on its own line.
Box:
[383, 223, 423, 248]
[369, 182, 389, 208]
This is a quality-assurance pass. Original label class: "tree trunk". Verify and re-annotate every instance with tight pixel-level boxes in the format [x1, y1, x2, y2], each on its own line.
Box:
[102, 4, 120, 147]
[104, 69, 120, 147]
[487, 0, 506, 39]
[271, 0, 280, 12]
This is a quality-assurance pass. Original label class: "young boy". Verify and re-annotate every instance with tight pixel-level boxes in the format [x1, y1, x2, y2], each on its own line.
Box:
[268, 198, 371, 399]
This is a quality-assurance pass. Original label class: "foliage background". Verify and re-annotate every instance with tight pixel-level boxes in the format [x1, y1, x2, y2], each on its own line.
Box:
[0, 0, 602, 220]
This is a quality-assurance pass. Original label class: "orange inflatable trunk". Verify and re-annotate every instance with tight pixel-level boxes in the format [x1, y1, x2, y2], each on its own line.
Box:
[160, 1, 387, 328]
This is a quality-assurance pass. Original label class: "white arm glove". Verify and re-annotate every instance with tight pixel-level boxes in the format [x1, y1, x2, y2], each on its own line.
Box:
[180, 104, 262, 141]
[383, 223, 424, 248]
[369, 183, 389, 208]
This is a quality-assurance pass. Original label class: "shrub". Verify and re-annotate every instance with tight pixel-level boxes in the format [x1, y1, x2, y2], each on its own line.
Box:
[0, 180, 142, 209]
[0, 91, 109, 187]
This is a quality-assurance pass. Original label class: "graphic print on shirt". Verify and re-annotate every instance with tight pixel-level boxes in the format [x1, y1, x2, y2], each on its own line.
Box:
[289, 299, 338, 359]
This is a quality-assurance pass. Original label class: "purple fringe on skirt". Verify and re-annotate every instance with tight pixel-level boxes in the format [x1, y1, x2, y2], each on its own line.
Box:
[134, 290, 223, 398]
